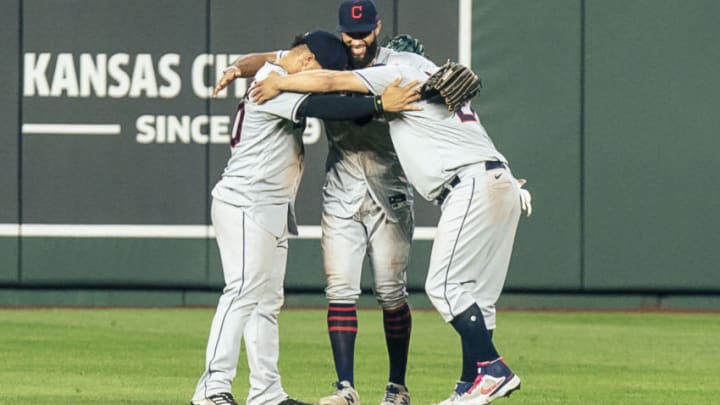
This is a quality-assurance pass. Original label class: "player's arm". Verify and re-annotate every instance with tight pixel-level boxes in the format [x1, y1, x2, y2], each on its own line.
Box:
[296, 78, 420, 121]
[251, 70, 372, 103]
[213, 51, 278, 97]
[296, 95, 379, 121]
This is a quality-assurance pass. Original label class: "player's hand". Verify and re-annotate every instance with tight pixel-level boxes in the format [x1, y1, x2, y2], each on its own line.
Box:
[380, 78, 422, 113]
[516, 178, 532, 217]
[249, 71, 282, 104]
[213, 65, 242, 98]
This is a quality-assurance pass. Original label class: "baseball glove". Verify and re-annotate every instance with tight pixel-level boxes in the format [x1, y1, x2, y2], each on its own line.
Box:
[384, 34, 425, 56]
[420, 60, 482, 112]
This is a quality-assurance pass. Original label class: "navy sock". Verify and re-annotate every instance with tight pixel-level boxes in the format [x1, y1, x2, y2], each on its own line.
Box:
[450, 304, 499, 382]
[328, 303, 358, 384]
[383, 303, 412, 386]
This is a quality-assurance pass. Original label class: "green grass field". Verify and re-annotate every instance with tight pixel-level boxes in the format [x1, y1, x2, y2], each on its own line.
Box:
[1, 308, 718, 404]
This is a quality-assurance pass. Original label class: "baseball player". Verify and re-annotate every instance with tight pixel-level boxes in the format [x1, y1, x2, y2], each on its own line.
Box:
[211, 2, 437, 405]
[250, 60, 531, 404]
[317, 4, 439, 405]
[190, 31, 419, 405]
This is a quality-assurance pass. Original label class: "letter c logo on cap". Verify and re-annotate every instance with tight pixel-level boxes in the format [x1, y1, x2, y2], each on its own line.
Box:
[351, 5, 363, 19]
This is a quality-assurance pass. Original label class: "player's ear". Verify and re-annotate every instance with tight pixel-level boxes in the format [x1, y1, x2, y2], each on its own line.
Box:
[374, 20, 382, 37]
[302, 52, 317, 69]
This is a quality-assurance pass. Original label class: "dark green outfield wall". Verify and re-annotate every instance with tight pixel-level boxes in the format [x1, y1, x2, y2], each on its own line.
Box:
[472, 0, 720, 293]
[15, 238, 433, 291]
[1, 1, 719, 307]
[581, 0, 720, 290]
[472, 0, 583, 290]
[1, 1, 19, 284]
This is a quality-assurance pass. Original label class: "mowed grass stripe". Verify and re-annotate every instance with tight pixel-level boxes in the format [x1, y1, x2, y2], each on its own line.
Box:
[1, 309, 718, 404]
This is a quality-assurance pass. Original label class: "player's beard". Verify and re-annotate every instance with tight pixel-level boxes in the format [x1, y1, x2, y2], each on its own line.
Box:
[350, 38, 378, 69]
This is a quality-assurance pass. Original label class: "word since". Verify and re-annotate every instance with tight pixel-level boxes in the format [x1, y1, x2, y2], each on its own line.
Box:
[136, 115, 323, 145]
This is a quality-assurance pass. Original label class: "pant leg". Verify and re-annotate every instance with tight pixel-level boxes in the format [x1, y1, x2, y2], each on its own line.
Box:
[193, 199, 278, 401]
[245, 233, 289, 405]
[471, 171, 521, 329]
[365, 199, 413, 310]
[425, 171, 520, 328]
[322, 209, 367, 303]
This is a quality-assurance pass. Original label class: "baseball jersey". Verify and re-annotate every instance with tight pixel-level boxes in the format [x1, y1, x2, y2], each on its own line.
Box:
[352, 64, 508, 201]
[212, 62, 308, 236]
[322, 47, 438, 219]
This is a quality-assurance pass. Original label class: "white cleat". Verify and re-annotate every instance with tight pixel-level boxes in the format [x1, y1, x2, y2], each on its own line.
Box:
[380, 382, 410, 405]
[319, 380, 360, 405]
[434, 382, 471, 405]
[191, 392, 239, 405]
[434, 358, 521, 405]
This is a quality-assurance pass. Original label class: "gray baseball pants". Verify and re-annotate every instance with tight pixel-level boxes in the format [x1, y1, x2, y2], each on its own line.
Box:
[425, 164, 521, 330]
[192, 198, 289, 405]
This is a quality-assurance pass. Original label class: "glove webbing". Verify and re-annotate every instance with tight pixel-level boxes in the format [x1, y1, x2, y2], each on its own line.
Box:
[441, 74, 479, 109]
[426, 62, 481, 111]
[440, 66, 479, 107]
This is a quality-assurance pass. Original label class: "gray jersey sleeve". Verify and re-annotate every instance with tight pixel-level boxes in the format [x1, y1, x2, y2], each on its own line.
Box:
[352, 65, 406, 96]
[250, 63, 309, 122]
[251, 92, 308, 122]
[353, 65, 425, 96]
[383, 49, 438, 72]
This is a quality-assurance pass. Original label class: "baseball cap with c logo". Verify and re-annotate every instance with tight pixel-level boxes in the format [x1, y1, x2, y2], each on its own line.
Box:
[337, 0, 378, 33]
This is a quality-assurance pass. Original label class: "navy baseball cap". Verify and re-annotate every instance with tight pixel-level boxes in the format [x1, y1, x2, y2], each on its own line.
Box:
[304, 30, 349, 71]
[337, 0, 378, 33]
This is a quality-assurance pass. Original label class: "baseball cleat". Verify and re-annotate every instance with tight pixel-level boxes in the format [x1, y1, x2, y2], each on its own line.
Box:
[380, 382, 410, 405]
[319, 380, 360, 405]
[434, 381, 473, 405]
[191, 392, 239, 405]
[277, 396, 313, 405]
[434, 358, 521, 404]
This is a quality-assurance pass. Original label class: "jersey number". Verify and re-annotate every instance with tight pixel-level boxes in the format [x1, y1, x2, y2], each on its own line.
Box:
[230, 101, 246, 148]
[455, 105, 478, 123]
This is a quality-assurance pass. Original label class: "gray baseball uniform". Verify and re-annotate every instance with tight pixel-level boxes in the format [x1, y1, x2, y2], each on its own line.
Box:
[351, 64, 521, 330]
[193, 61, 307, 405]
[322, 47, 437, 308]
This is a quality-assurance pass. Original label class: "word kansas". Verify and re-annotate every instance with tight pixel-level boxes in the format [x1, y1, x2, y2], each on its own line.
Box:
[23, 52, 244, 99]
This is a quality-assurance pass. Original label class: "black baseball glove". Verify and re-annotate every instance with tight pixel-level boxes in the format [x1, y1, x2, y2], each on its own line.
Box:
[420, 60, 482, 112]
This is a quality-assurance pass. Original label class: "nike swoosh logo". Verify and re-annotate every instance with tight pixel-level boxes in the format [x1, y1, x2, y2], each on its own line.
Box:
[494, 173, 502, 179]
[479, 377, 505, 395]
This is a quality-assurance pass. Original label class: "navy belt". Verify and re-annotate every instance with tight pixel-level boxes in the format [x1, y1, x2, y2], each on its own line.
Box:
[434, 161, 506, 205]
[485, 160, 506, 171]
